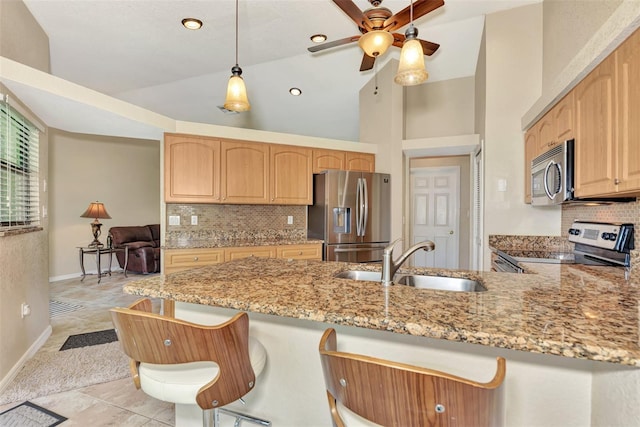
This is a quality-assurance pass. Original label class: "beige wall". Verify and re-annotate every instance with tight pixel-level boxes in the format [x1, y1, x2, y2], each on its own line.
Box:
[409, 156, 471, 269]
[48, 130, 160, 279]
[483, 4, 562, 268]
[0, 0, 50, 73]
[0, 1, 51, 387]
[404, 76, 475, 139]
[542, 0, 623, 89]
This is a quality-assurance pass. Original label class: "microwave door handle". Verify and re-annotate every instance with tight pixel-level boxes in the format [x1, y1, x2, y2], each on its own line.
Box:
[543, 161, 555, 199]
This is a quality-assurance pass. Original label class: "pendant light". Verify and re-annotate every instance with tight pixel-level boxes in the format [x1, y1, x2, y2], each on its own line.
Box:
[394, 0, 428, 86]
[224, 0, 250, 112]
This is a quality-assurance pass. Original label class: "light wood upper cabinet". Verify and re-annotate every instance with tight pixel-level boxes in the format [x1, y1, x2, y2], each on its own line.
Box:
[553, 92, 574, 144]
[616, 28, 640, 194]
[524, 126, 538, 204]
[270, 145, 313, 205]
[536, 111, 555, 152]
[164, 134, 221, 203]
[313, 149, 346, 173]
[345, 152, 375, 172]
[574, 53, 617, 197]
[221, 140, 269, 204]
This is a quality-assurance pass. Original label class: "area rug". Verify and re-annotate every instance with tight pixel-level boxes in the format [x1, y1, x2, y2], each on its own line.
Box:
[59, 329, 118, 351]
[0, 401, 67, 426]
[0, 341, 130, 406]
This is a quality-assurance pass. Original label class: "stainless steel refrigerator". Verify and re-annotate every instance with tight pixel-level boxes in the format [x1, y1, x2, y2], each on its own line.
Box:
[308, 170, 391, 262]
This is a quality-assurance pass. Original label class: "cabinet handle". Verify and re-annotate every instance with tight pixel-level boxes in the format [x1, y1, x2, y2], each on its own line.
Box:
[194, 257, 199, 261]
[614, 178, 620, 185]
[298, 251, 303, 255]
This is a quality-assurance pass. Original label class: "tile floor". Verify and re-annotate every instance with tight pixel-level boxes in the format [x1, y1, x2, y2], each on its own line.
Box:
[0, 271, 175, 426]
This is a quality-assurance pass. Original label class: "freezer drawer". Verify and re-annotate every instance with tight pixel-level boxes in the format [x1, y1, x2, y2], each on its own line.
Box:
[325, 243, 388, 263]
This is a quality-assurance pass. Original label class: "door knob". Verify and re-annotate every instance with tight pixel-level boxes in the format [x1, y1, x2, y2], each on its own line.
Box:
[449, 230, 454, 235]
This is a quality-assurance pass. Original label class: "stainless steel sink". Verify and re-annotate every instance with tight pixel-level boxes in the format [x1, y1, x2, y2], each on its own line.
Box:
[334, 270, 382, 281]
[395, 275, 487, 292]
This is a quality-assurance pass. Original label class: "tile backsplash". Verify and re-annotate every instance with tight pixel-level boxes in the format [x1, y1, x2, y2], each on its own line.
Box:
[166, 204, 307, 242]
[561, 199, 639, 240]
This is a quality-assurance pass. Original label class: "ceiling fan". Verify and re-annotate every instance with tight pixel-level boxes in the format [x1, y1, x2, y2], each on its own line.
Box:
[308, 0, 444, 71]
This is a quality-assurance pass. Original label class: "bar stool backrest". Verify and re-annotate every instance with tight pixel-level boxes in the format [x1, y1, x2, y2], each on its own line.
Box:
[110, 298, 256, 410]
[318, 328, 506, 427]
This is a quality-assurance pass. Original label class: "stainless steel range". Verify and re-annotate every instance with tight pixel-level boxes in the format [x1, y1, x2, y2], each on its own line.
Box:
[493, 221, 634, 273]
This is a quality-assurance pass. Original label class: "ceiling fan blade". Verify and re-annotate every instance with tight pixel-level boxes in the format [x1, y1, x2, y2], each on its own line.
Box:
[307, 35, 360, 53]
[384, 0, 445, 32]
[391, 34, 440, 56]
[360, 54, 376, 71]
[333, 0, 373, 31]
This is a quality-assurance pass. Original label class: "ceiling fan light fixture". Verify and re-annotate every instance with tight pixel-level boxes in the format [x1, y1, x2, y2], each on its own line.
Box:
[310, 34, 327, 43]
[394, 24, 428, 86]
[181, 18, 203, 30]
[358, 30, 394, 57]
[224, 65, 250, 112]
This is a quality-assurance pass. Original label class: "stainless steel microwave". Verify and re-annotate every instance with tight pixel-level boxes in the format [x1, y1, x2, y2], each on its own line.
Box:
[531, 139, 574, 206]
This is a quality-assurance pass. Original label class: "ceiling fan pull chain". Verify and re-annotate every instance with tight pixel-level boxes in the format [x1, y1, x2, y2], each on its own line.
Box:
[374, 59, 379, 95]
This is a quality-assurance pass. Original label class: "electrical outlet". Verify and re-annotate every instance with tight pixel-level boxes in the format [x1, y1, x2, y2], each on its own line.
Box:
[169, 215, 180, 226]
[287, 215, 294, 225]
[191, 215, 198, 225]
[21, 303, 31, 318]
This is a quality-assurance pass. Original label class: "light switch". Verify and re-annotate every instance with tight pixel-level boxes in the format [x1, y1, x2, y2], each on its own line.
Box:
[191, 215, 198, 225]
[169, 215, 180, 225]
[497, 179, 507, 192]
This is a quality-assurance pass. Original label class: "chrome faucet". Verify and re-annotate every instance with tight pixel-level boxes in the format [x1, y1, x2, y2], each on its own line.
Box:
[381, 238, 435, 286]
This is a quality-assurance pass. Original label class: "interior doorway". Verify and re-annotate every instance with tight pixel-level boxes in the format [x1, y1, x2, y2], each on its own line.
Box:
[407, 155, 471, 269]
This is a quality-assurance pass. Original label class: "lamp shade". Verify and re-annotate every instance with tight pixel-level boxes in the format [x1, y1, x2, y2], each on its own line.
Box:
[358, 30, 394, 57]
[394, 38, 428, 86]
[224, 74, 250, 112]
[80, 202, 111, 220]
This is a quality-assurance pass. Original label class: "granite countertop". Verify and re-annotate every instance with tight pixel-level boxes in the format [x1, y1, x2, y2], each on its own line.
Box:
[164, 238, 324, 249]
[123, 257, 640, 366]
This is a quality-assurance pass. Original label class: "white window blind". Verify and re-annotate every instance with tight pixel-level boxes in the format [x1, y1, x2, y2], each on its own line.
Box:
[0, 94, 40, 229]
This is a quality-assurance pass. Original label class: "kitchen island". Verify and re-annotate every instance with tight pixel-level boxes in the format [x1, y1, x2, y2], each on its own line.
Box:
[123, 258, 640, 426]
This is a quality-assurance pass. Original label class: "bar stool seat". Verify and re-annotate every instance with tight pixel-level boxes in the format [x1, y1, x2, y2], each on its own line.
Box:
[110, 298, 271, 427]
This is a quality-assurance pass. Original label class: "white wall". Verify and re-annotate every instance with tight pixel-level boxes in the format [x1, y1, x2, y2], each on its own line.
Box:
[48, 130, 160, 280]
[483, 3, 561, 269]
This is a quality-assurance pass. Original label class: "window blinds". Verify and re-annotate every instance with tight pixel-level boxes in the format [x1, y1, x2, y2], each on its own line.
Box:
[0, 94, 40, 229]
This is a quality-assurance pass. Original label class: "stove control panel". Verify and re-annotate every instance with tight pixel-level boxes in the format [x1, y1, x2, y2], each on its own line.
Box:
[568, 221, 634, 252]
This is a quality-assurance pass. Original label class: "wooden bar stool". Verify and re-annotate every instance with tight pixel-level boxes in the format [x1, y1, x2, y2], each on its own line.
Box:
[110, 298, 270, 427]
[318, 328, 506, 427]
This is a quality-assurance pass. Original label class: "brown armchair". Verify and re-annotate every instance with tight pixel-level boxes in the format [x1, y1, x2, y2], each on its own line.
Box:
[108, 224, 160, 274]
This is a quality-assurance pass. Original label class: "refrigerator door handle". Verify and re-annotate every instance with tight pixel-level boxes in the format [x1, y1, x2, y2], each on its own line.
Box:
[355, 178, 362, 236]
[362, 177, 368, 237]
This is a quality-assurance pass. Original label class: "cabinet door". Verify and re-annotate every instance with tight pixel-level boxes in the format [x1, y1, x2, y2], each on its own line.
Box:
[553, 91, 574, 144]
[536, 111, 555, 152]
[270, 145, 313, 205]
[221, 140, 269, 204]
[164, 248, 225, 274]
[617, 28, 640, 194]
[346, 152, 375, 172]
[276, 243, 322, 260]
[313, 149, 346, 173]
[574, 54, 617, 197]
[524, 126, 538, 204]
[164, 134, 220, 203]
[225, 246, 276, 262]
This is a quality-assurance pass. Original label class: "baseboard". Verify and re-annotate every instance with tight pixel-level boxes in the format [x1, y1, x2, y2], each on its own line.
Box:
[49, 267, 124, 283]
[0, 325, 52, 394]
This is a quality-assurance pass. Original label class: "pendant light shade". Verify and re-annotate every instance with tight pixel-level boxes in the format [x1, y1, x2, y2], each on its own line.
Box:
[358, 30, 394, 57]
[224, 65, 250, 112]
[223, 0, 250, 112]
[394, 31, 428, 86]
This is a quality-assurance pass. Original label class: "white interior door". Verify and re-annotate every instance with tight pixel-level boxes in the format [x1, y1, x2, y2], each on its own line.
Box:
[410, 167, 460, 269]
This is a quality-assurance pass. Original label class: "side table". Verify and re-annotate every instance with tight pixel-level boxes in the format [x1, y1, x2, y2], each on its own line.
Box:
[78, 246, 128, 283]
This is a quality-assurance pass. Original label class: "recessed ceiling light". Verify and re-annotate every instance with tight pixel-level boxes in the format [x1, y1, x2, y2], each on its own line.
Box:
[182, 18, 203, 30]
[310, 34, 327, 43]
[289, 88, 302, 96]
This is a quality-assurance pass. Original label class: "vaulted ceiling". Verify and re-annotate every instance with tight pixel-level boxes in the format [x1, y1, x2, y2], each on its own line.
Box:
[20, 0, 539, 141]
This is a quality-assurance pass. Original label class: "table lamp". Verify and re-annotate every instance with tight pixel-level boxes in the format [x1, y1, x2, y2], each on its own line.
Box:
[80, 201, 111, 247]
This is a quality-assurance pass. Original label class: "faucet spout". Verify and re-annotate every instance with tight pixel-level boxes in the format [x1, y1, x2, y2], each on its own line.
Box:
[381, 238, 435, 286]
